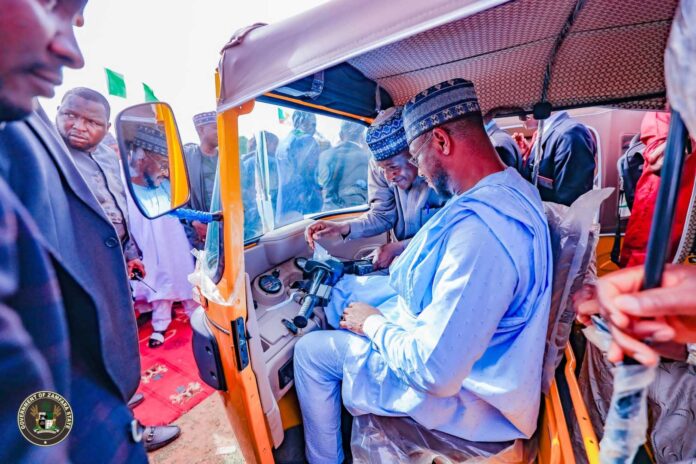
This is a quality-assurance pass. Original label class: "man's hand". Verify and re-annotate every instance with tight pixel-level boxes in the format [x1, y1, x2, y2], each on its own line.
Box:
[304, 220, 350, 250]
[512, 132, 530, 152]
[192, 220, 208, 242]
[597, 265, 696, 345]
[370, 241, 405, 270]
[576, 286, 661, 366]
[644, 142, 666, 175]
[127, 259, 146, 279]
[576, 265, 696, 366]
[339, 302, 381, 336]
[574, 284, 599, 326]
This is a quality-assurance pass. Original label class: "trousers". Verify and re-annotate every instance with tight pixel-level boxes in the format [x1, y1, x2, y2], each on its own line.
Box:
[294, 330, 362, 463]
[136, 299, 198, 332]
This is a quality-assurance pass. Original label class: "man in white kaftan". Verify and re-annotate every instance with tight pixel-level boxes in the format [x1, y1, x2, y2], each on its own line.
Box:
[293, 79, 553, 463]
[128, 181, 198, 347]
[126, 125, 198, 348]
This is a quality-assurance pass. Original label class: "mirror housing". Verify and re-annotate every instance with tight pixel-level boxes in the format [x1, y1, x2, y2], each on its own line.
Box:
[116, 102, 190, 219]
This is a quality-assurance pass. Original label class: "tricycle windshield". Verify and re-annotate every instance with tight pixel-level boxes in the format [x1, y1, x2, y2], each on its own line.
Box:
[239, 101, 370, 241]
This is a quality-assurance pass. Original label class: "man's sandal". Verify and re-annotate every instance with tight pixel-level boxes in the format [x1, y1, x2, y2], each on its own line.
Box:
[148, 331, 165, 348]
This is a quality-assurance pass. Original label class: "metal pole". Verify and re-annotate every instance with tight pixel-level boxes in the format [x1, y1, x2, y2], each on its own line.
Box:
[642, 111, 688, 289]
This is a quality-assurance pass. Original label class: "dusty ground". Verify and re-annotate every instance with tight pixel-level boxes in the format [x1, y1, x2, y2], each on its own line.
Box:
[149, 394, 246, 464]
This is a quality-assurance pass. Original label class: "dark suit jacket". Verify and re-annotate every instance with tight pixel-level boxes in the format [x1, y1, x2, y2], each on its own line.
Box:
[0, 111, 146, 462]
[0, 178, 70, 463]
[486, 121, 521, 169]
[522, 112, 597, 206]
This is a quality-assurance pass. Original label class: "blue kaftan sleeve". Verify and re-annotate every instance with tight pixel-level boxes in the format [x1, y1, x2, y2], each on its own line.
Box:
[364, 216, 520, 397]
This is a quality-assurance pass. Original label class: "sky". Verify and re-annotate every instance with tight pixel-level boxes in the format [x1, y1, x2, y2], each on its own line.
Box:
[40, 0, 330, 144]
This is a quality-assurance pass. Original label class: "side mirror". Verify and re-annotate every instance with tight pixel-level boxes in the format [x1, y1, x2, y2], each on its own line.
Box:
[115, 102, 190, 219]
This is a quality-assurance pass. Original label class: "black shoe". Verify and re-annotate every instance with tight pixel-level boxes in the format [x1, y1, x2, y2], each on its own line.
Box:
[148, 331, 165, 348]
[141, 424, 181, 452]
[127, 392, 145, 409]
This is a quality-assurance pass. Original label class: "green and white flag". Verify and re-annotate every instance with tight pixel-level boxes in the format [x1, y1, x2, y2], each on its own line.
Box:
[143, 83, 158, 102]
[104, 68, 127, 98]
[105, 68, 160, 102]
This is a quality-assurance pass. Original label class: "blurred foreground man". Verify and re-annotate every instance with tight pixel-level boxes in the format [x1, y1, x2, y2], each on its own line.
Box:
[306, 107, 446, 272]
[294, 79, 553, 463]
[0, 0, 148, 462]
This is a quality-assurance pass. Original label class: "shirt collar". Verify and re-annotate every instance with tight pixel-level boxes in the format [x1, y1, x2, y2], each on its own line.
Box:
[542, 111, 568, 130]
[538, 111, 569, 145]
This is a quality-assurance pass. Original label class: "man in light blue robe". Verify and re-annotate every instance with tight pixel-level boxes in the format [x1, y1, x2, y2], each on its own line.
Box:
[293, 79, 553, 463]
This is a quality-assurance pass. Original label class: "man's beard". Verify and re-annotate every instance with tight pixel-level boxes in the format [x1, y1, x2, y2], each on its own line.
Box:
[431, 162, 453, 199]
[144, 172, 158, 189]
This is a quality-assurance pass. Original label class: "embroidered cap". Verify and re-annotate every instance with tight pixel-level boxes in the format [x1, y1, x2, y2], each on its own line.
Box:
[132, 125, 168, 156]
[193, 111, 216, 128]
[365, 106, 409, 161]
[402, 78, 481, 144]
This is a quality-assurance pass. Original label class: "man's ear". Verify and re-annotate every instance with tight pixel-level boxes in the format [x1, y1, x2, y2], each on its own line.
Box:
[432, 127, 452, 156]
[107, 122, 112, 132]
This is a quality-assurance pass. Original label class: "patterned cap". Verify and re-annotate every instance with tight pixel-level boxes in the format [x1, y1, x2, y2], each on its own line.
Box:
[402, 78, 480, 144]
[193, 111, 216, 128]
[132, 125, 168, 156]
[365, 107, 408, 161]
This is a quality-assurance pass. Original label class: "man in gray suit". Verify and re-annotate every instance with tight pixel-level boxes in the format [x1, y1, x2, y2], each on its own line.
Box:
[0, 0, 145, 461]
[306, 107, 446, 270]
[56, 87, 145, 277]
[55, 87, 182, 448]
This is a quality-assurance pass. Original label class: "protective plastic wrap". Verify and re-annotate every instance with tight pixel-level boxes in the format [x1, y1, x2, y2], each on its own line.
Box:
[541, 188, 612, 393]
[666, 1, 696, 139]
[350, 415, 530, 464]
[188, 249, 244, 306]
[598, 363, 657, 464]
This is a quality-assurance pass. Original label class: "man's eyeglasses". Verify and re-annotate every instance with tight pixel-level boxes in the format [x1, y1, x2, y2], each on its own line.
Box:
[408, 132, 433, 168]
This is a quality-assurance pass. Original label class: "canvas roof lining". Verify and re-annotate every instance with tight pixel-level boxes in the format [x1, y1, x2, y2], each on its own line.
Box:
[218, 0, 676, 118]
[217, 0, 516, 114]
[345, 0, 674, 79]
[346, 0, 676, 113]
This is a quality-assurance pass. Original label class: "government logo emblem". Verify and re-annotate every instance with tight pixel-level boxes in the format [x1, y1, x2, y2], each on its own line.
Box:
[17, 391, 73, 446]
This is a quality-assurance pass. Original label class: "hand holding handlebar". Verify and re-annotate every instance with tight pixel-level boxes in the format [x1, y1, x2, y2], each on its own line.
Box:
[576, 264, 696, 365]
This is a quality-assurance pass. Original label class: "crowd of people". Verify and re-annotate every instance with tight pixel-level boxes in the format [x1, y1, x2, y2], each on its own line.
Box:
[240, 112, 372, 240]
[1, 1, 695, 463]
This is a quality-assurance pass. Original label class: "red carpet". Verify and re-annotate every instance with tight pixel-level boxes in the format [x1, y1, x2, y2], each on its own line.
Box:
[133, 306, 215, 425]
